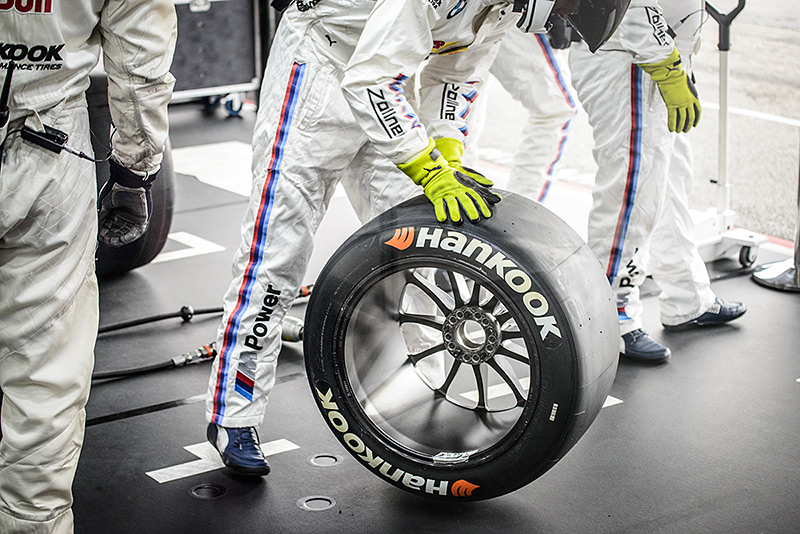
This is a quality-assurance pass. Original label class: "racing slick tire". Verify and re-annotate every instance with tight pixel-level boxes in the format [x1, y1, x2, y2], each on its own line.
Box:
[88, 71, 175, 278]
[303, 193, 619, 501]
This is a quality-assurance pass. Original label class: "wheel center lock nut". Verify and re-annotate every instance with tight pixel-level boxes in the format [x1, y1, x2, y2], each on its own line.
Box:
[442, 306, 501, 365]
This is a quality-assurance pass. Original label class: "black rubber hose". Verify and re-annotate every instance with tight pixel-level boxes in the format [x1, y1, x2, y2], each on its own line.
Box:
[92, 284, 316, 380]
[98, 306, 222, 334]
[92, 360, 175, 381]
[98, 286, 313, 335]
[91, 343, 217, 381]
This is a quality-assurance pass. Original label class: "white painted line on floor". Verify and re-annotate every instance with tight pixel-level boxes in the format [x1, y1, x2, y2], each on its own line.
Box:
[152, 232, 225, 264]
[701, 102, 800, 128]
[796, 378, 800, 383]
[146, 438, 300, 484]
[171, 141, 253, 197]
[172, 140, 352, 201]
[603, 396, 623, 408]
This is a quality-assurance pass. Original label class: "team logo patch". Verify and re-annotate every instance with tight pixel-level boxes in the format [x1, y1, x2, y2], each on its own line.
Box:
[0, 0, 53, 14]
[1, 43, 63, 65]
[645, 7, 670, 47]
[448, 0, 467, 19]
[234, 370, 255, 401]
[367, 88, 405, 139]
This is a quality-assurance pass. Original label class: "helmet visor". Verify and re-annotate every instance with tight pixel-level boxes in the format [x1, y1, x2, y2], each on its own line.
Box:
[566, 0, 632, 52]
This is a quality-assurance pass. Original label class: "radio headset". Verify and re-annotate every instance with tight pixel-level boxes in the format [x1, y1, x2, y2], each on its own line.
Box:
[0, 60, 109, 164]
[0, 60, 12, 171]
[0, 61, 11, 130]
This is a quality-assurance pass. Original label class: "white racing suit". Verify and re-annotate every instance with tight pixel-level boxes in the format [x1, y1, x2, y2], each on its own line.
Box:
[0, 3, 176, 532]
[206, 0, 514, 428]
[569, 0, 713, 335]
[466, 28, 577, 202]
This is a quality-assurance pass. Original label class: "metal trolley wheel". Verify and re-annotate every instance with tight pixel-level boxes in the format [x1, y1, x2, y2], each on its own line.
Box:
[739, 246, 757, 268]
[304, 193, 619, 501]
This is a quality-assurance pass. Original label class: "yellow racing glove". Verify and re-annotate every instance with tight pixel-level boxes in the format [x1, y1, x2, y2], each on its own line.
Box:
[398, 138, 499, 223]
[433, 137, 495, 188]
[639, 48, 701, 133]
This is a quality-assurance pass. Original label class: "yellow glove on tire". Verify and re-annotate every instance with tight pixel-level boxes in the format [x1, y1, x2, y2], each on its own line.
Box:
[639, 48, 701, 133]
[434, 137, 495, 187]
[398, 139, 498, 223]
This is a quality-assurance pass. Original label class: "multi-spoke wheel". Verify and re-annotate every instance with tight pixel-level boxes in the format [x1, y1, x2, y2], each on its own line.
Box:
[304, 193, 618, 500]
[399, 267, 530, 413]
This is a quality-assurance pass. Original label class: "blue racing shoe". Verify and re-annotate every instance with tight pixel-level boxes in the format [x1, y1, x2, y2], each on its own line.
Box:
[207, 423, 271, 476]
[663, 298, 747, 331]
[620, 329, 671, 364]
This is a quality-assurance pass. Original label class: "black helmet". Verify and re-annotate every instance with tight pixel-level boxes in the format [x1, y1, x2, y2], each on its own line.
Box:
[567, 0, 632, 52]
[512, 0, 632, 53]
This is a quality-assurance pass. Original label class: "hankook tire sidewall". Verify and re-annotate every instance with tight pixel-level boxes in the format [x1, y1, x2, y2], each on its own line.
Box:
[305, 196, 585, 501]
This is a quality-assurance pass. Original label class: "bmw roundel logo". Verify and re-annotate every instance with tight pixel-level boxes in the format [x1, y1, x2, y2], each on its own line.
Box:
[448, 0, 467, 19]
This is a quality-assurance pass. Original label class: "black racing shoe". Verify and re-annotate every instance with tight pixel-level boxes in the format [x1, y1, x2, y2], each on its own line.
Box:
[620, 329, 671, 364]
[663, 298, 747, 331]
[207, 423, 271, 476]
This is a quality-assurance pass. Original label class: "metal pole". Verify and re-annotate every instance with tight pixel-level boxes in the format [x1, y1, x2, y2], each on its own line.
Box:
[707, 1, 746, 227]
[795, 161, 800, 279]
[716, 49, 730, 218]
[752, 137, 800, 291]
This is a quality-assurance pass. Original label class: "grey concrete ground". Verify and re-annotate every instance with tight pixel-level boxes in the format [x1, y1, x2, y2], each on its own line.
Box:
[476, 0, 800, 241]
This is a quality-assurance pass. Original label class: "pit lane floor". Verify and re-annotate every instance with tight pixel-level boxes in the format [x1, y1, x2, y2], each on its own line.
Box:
[73, 103, 800, 534]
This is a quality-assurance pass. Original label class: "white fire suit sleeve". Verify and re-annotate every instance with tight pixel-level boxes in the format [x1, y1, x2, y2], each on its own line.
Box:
[603, 0, 675, 64]
[658, 0, 705, 58]
[98, 0, 177, 174]
[416, 37, 503, 143]
[341, 0, 439, 165]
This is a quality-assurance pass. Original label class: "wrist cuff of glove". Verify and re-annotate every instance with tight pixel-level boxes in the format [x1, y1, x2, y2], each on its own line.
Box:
[109, 159, 158, 189]
[639, 48, 683, 82]
[433, 137, 464, 164]
[397, 138, 447, 186]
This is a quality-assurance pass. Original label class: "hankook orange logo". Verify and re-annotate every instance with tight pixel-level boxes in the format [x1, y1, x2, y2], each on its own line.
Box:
[384, 227, 415, 250]
[451, 479, 480, 497]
